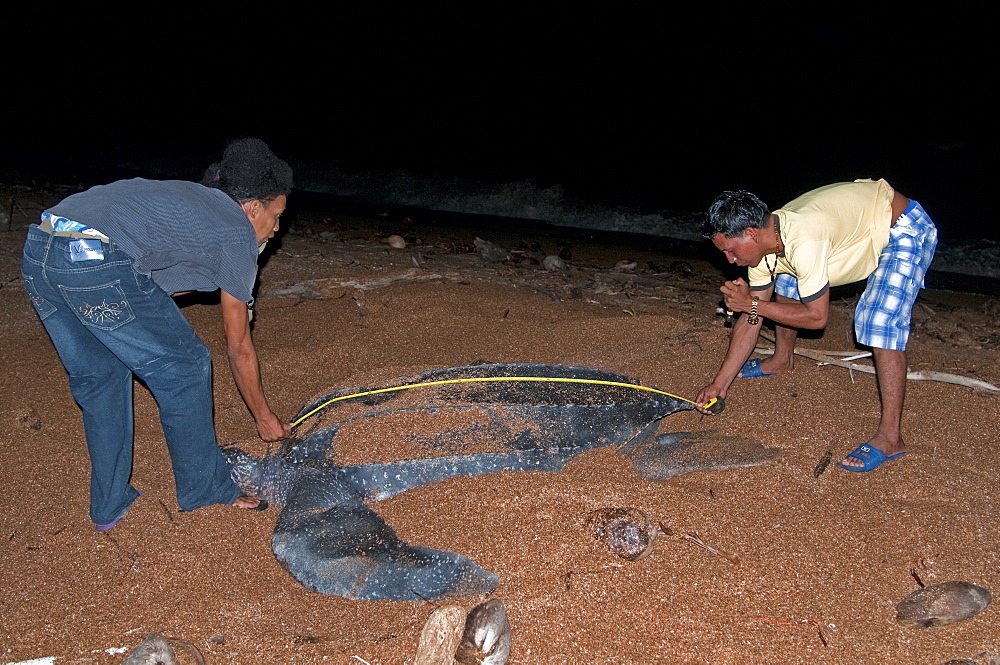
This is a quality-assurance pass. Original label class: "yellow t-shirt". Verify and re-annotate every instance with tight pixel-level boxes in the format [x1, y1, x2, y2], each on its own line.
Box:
[748, 179, 896, 300]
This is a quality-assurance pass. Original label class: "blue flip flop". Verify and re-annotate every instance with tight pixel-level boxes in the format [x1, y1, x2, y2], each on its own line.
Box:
[836, 444, 906, 472]
[738, 358, 777, 379]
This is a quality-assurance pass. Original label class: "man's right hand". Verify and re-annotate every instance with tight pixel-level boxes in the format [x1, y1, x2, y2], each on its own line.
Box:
[695, 384, 727, 415]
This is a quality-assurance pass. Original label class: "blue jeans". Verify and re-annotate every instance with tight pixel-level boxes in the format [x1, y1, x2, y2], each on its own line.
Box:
[21, 225, 240, 524]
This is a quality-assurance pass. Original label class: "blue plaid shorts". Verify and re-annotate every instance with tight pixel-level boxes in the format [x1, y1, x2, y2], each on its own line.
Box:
[774, 200, 937, 350]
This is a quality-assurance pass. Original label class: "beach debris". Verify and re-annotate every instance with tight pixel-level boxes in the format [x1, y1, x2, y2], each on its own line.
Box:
[122, 633, 175, 665]
[386, 234, 407, 249]
[682, 531, 740, 565]
[813, 449, 834, 477]
[414, 600, 512, 665]
[612, 259, 637, 272]
[509, 249, 539, 266]
[620, 429, 781, 481]
[226, 363, 751, 601]
[669, 260, 694, 276]
[557, 241, 572, 260]
[585, 507, 659, 561]
[17, 406, 42, 430]
[755, 345, 1000, 392]
[896, 581, 992, 628]
[263, 268, 458, 298]
[121, 632, 206, 665]
[415, 605, 467, 665]
[754, 616, 828, 647]
[455, 599, 512, 665]
[543, 255, 566, 271]
[474, 237, 511, 262]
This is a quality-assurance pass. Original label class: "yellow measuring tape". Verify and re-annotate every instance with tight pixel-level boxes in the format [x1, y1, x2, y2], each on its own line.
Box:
[291, 375, 719, 428]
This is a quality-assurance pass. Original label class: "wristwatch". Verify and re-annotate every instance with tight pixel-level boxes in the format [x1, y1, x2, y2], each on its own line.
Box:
[747, 296, 760, 325]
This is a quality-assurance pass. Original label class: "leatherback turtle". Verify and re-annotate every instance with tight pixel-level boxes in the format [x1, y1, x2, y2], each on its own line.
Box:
[225, 363, 775, 601]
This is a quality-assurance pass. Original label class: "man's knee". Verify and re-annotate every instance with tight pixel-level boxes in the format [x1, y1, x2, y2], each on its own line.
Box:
[872, 347, 908, 367]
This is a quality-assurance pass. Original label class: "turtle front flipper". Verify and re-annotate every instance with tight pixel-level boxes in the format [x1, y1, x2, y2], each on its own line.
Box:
[272, 470, 498, 601]
[620, 430, 781, 481]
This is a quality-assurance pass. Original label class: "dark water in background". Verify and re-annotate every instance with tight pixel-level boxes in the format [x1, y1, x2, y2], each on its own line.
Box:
[290, 156, 1000, 295]
[4, 134, 999, 294]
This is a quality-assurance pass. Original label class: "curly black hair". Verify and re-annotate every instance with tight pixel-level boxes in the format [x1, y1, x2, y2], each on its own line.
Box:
[201, 137, 293, 204]
[703, 190, 770, 239]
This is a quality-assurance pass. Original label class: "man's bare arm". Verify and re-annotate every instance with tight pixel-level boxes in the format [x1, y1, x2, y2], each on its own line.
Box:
[220, 291, 291, 441]
[722, 278, 830, 330]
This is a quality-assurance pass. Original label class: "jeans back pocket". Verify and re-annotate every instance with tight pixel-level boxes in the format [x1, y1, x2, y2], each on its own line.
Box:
[59, 281, 136, 330]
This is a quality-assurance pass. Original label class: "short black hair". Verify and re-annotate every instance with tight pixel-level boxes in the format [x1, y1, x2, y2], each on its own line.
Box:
[201, 137, 293, 204]
[703, 190, 769, 239]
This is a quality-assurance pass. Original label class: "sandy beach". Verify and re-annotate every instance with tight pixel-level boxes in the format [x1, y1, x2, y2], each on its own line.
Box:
[1, 181, 998, 664]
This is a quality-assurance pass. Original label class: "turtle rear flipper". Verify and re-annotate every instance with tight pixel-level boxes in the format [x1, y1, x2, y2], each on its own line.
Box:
[272, 475, 498, 601]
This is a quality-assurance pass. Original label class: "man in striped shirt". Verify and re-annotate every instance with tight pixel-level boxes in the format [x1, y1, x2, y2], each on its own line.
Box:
[22, 138, 293, 530]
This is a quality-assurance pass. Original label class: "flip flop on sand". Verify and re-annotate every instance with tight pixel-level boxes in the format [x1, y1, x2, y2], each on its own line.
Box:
[737, 358, 777, 379]
[234, 495, 269, 511]
[836, 444, 906, 472]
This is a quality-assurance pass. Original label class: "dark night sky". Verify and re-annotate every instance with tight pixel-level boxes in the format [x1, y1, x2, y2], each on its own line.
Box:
[6, 7, 995, 239]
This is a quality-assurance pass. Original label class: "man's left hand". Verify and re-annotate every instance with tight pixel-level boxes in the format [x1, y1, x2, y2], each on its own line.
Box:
[720, 277, 755, 313]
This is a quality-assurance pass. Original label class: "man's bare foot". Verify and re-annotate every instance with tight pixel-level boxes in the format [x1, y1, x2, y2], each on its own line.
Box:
[233, 495, 269, 511]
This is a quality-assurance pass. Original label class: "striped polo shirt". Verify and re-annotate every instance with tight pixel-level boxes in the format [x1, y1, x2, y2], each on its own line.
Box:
[47, 178, 260, 303]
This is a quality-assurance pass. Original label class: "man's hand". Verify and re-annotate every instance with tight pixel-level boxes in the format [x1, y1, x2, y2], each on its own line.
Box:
[695, 383, 727, 415]
[255, 410, 293, 441]
[720, 277, 755, 314]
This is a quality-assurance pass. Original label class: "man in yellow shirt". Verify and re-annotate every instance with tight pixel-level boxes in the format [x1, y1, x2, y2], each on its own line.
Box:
[695, 180, 937, 472]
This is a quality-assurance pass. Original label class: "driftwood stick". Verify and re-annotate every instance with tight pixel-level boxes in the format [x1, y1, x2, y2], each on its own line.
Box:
[754, 346, 999, 392]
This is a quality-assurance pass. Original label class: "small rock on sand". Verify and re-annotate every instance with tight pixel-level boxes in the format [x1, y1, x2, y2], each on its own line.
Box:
[543, 255, 566, 271]
[896, 581, 992, 628]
